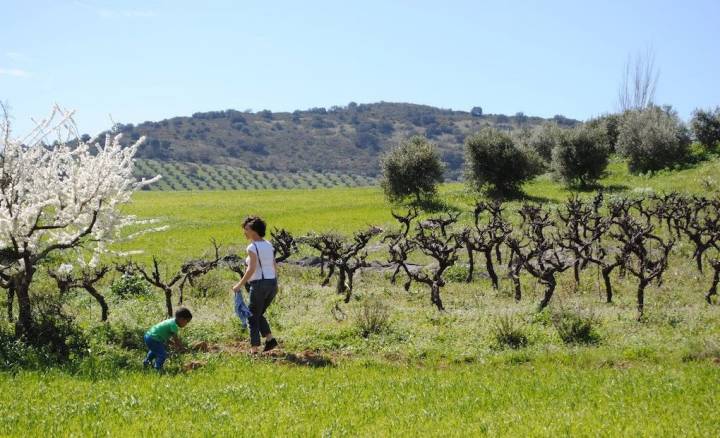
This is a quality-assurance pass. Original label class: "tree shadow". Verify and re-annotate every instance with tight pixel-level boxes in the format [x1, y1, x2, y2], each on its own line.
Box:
[565, 182, 630, 194]
[406, 197, 462, 214]
[484, 188, 553, 204]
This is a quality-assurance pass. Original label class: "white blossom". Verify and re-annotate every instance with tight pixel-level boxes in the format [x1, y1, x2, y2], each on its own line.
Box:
[0, 104, 161, 275]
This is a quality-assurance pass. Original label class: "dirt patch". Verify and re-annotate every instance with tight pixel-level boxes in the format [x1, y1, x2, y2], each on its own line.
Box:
[278, 350, 335, 368]
[182, 360, 207, 371]
[188, 340, 334, 367]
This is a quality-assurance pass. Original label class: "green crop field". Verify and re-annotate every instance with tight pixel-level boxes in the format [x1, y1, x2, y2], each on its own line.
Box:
[3, 157, 720, 436]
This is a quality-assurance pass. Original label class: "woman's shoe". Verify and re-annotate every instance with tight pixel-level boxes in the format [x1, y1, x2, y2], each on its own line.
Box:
[263, 338, 278, 352]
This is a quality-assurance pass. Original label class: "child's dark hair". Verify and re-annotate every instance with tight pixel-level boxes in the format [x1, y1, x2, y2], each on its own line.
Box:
[243, 216, 267, 237]
[175, 307, 193, 321]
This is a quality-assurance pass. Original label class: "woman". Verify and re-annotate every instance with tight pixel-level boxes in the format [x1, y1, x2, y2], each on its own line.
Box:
[232, 216, 279, 353]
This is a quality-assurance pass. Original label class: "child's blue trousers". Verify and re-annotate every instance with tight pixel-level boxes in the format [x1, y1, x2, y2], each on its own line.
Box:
[143, 334, 167, 370]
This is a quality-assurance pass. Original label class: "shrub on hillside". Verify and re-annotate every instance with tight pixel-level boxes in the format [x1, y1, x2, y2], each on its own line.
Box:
[617, 106, 691, 173]
[464, 127, 542, 195]
[690, 107, 720, 150]
[380, 136, 444, 203]
[551, 124, 610, 187]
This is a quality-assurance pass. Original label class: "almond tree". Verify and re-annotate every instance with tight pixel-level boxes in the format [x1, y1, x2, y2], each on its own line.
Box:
[0, 105, 160, 337]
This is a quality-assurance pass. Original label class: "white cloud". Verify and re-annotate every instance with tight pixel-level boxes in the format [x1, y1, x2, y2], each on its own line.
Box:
[0, 68, 29, 77]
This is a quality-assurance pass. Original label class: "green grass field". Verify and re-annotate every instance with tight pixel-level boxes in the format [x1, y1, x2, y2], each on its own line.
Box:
[2, 158, 720, 436]
[122, 157, 720, 265]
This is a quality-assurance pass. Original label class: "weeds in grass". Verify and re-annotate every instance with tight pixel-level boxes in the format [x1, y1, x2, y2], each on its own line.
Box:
[354, 297, 390, 338]
[552, 307, 601, 345]
[681, 338, 720, 362]
[491, 314, 529, 349]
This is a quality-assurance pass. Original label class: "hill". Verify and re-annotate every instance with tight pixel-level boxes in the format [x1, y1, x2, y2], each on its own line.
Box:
[108, 102, 579, 180]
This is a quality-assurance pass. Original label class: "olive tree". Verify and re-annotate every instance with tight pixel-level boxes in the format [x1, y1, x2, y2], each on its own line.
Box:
[526, 123, 562, 164]
[551, 125, 610, 187]
[586, 113, 622, 152]
[464, 127, 541, 195]
[691, 107, 720, 150]
[380, 136, 444, 203]
[617, 106, 690, 173]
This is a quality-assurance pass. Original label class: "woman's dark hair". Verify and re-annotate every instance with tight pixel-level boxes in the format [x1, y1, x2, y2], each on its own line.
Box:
[243, 216, 267, 237]
[175, 307, 193, 321]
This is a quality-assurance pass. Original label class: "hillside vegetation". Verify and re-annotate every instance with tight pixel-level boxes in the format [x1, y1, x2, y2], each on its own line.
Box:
[110, 102, 578, 179]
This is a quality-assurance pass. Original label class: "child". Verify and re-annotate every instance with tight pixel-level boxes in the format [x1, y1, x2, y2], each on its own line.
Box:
[143, 307, 192, 371]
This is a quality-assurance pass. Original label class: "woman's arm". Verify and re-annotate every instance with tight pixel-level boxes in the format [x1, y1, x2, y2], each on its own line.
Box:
[232, 251, 257, 293]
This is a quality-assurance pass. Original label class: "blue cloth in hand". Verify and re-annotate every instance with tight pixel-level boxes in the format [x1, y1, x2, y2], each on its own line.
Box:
[234, 291, 252, 329]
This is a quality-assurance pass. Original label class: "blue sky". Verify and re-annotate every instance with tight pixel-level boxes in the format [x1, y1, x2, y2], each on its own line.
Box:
[1, 0, 719, 135]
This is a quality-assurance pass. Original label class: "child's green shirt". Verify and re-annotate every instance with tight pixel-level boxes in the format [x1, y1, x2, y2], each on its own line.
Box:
[146, 318, 179, 342]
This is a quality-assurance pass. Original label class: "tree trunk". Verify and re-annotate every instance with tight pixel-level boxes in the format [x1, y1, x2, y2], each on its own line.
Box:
[84, 285, 109, 322]
[430, 282, 444, 311]
[637, 279, 648, 319]
[344, 270, 354, 303]
[164, 286, 173, 317]
[336, 268, 347, 295]
[602, 266, 614, 303]
[321, 264, 335, 287]
[390, 265, 400, 284]
[706, 268, 719, 304]
[483, 249, 498, 289]
[511, 270, 522, 302]
[573, 261, 580, 286]
[14, 268, 35, 338]
[465, 246, 474, 283]
[695, 250, 704, 273]
[6, 284, 14, 321]
[495, 244, 502, 264]
[538, 277, 556, 311]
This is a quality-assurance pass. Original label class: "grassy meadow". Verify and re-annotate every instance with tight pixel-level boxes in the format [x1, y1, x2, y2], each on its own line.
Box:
[2, 157, 720, 436]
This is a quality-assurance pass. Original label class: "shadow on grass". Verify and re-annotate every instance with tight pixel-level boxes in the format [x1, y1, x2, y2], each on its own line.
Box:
[404, 197, 462, 214]
[485, 188, 553, 204]
[565, 183, 630, 194]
